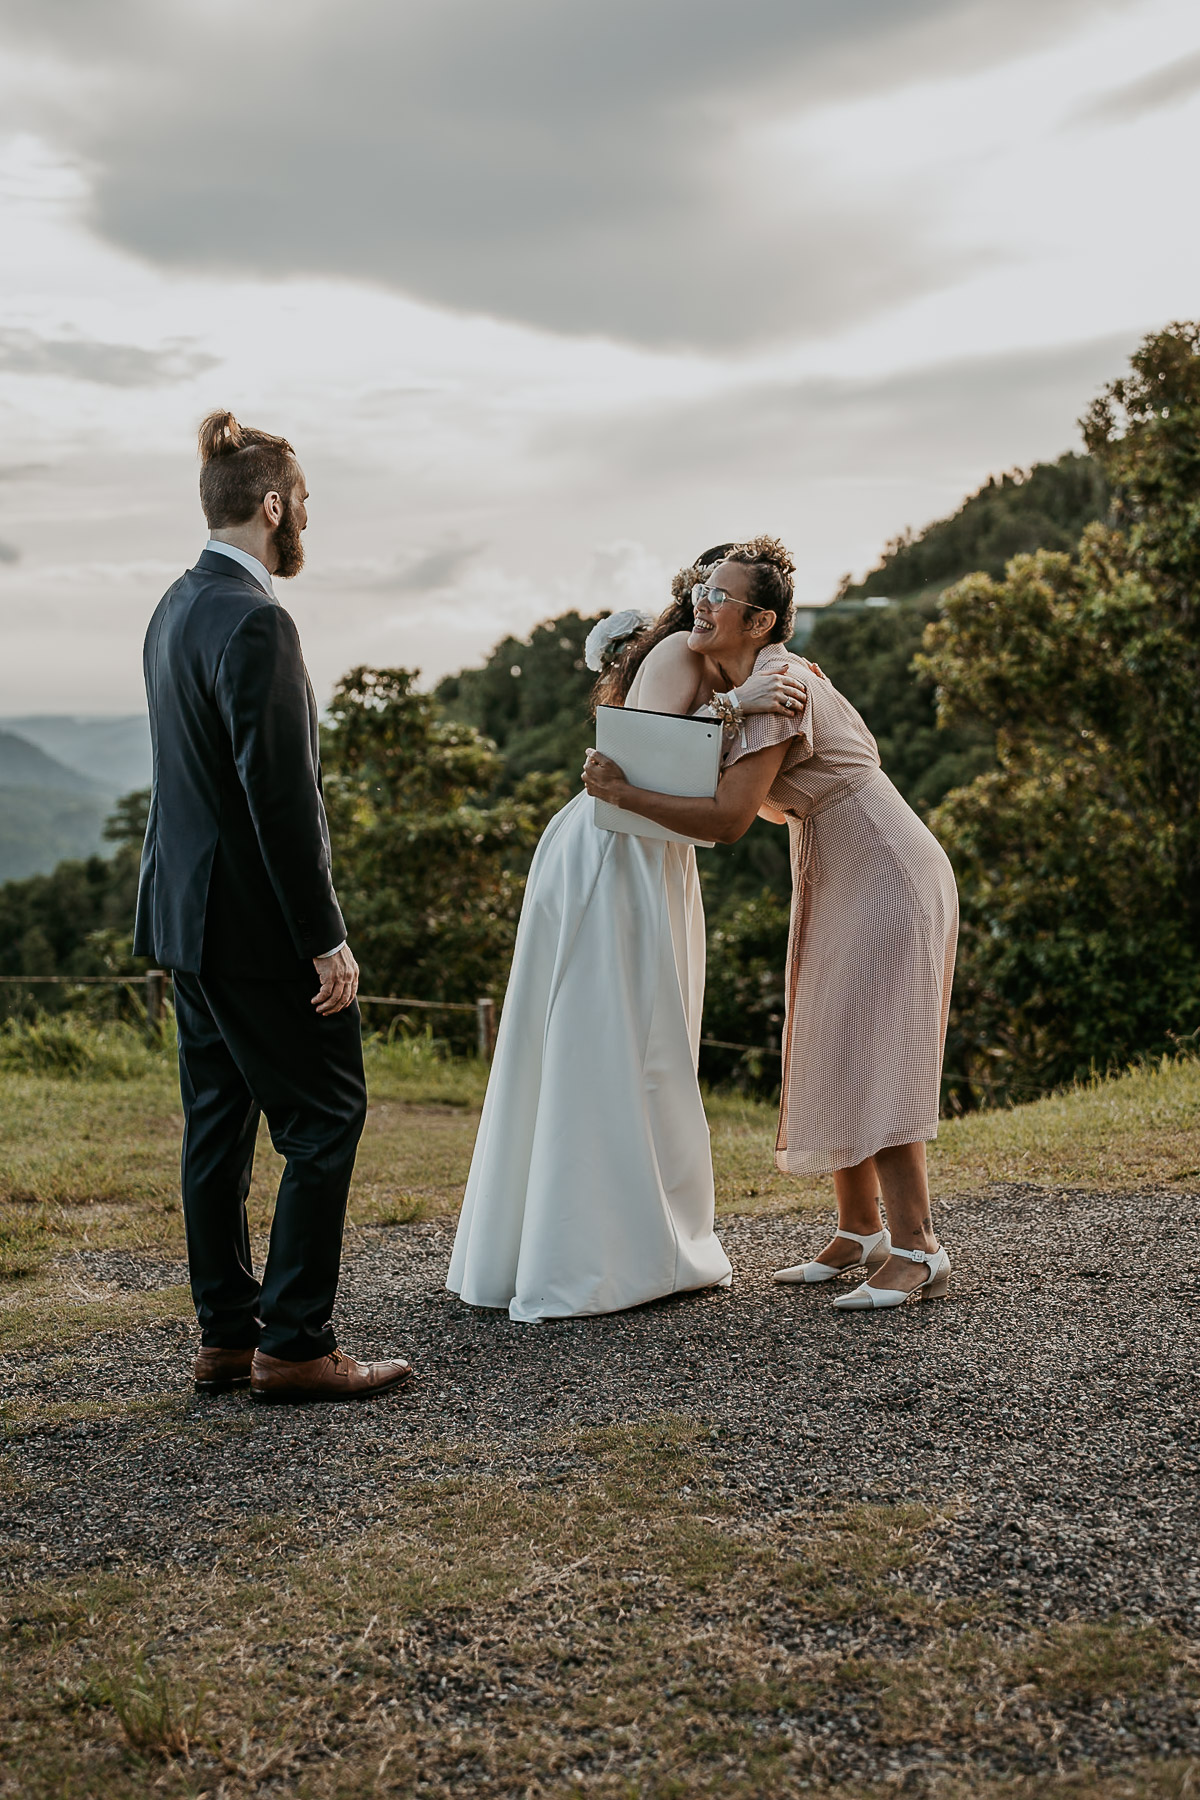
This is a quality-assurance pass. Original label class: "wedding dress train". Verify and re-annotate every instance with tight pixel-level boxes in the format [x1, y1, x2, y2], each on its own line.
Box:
[446, 790, 731, 1323]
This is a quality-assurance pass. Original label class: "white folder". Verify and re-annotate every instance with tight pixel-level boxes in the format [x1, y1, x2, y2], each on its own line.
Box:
[593, 705, 723, 847]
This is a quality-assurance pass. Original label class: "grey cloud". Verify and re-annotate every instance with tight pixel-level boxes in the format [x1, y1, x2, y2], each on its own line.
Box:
[534, 331, 1137, 530]
[1071, 47, 1200, 126]
[2, 0, 1133, 349]
[0, 541, 19, 564]
[371, 542, 485, 595]
[0, 329, 218, 388]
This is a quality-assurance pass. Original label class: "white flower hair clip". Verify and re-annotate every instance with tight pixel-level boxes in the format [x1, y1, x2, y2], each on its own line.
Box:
[584, 608, 656, 673]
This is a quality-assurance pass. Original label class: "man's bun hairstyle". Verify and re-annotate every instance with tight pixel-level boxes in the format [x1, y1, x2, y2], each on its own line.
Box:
[722, 535, 796, 643]
[198, 409, 299, 528]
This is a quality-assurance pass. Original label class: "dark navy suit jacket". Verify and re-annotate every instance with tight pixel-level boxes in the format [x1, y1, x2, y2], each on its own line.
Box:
[133, 548, 346, 976]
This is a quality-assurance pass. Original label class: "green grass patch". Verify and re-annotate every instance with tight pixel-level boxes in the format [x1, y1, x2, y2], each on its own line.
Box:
[929, 1054, 1200, 1194]
[0, 1014, 163, 1081]
[0, 1029, 490, 1293]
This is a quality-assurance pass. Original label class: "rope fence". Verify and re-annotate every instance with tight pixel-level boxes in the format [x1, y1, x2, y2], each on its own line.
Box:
[0, 977, 776, 1065]
[0, 974, 500, 1059]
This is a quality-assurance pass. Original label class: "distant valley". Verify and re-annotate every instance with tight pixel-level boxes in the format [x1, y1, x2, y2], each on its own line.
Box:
[0, 715, 151, 883]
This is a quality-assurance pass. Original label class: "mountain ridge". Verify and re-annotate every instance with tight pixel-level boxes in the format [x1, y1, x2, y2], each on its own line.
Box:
[0, 714, 151, 795]
[0, 730, 108, 797]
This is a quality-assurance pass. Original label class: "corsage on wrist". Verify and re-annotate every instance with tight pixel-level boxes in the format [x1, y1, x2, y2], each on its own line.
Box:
[709, 690, 747, 747]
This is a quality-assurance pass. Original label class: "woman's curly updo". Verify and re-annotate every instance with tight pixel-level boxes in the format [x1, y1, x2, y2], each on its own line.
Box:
[721, 535, 796, 644]
[591, 537, 796, 710]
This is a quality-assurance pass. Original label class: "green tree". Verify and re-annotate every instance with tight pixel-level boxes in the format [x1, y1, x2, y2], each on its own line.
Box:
[0, 789, 149, 1020]
[435, 611, 602, 793]
[322, 667, 565, 1042]
[698, 890, 791, 1090]
[805, 600, 994, 814]
[1082, 319, 1200, 914]
[919, 322, 1200, 1103]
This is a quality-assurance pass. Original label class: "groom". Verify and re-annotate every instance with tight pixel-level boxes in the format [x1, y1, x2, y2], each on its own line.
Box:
[134, 409, 413, 1404]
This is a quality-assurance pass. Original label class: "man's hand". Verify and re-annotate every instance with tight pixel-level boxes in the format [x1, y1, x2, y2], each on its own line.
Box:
[582, 749, 632, 806]
[312, 943, 360, 1016]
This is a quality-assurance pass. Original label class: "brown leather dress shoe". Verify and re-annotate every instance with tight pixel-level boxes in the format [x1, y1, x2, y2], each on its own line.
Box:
[249, 1348, 415, 1404]
[193, 1345, 256, 1393]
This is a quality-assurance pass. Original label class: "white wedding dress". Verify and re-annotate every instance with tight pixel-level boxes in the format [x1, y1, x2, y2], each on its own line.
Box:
[446, 787, 731, 1323]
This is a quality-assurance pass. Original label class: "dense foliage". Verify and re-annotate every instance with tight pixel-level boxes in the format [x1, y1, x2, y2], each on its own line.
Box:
[435, 612, 601, 793]
[0, 791, 148, 1022]
[3, 328, 1195, 1108]
[322, 667, 566, 1047]
[922, 322, 1200, 1104]
[804, 602, 995, 815]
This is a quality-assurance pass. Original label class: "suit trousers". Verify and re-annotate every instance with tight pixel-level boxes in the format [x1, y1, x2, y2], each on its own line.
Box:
[172, 969, 368, 1361]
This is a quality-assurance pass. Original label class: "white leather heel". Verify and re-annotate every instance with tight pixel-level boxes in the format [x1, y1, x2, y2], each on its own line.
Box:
[832, 1243, 951, 1310]
[774, 1226, 891, 1286]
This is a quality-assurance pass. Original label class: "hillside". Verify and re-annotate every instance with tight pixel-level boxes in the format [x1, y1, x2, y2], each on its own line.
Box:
[435, 610, 600, 793]
[0, 714, 151, 795]
[0, 718, 149, 883]
[0, 730, 115, 883]
[0, 729, 103, 795]
[794, 451, 1111, 818]
[843, 450, 1108, 601]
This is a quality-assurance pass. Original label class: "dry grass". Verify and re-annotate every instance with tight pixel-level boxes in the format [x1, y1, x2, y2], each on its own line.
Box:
[2, 1045, 1197, 1350]
[3, 1044, 1198, 1794]
[928, 1055, 1200, 1195]
[710, 1054, 1200, 1216]
[3, 1417, 1194, 1798]
[0, 1037, 488, 1282]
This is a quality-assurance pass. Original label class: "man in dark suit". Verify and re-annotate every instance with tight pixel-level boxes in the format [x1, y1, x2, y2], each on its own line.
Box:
[135, 409, 413, 1403]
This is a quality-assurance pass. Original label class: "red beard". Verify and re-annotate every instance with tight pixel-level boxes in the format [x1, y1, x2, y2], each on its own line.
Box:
[272, 499, 305, 579]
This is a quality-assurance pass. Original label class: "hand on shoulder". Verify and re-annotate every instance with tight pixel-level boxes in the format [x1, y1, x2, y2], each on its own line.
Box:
[734, 658, 809, 718]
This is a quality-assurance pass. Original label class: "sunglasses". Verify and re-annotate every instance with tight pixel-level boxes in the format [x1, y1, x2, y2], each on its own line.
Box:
[691, 583, 758, 611]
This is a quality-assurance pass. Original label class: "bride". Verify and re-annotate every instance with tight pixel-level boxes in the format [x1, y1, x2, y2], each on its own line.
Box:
[446, 545, 807, 1322]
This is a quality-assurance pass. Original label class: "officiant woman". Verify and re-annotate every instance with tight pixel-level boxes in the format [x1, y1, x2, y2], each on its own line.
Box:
[583, 537, 959, 1311]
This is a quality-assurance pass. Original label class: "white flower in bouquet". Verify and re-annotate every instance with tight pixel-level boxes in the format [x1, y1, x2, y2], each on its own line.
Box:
[583, 608, 656, 673]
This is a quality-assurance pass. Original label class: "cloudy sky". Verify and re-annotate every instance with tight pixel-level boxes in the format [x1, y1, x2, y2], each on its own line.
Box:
[0, 0, 1197, 712]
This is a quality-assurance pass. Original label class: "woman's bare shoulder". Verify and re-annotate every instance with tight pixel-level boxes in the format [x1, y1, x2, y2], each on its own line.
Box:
[639, 631, 697, 672]
[626, 629, 703, 713]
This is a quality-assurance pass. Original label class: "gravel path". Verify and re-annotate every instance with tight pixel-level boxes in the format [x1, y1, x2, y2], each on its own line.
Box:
[3, 1182, 1199, 1779]
[6, 1182, 1199, 1612]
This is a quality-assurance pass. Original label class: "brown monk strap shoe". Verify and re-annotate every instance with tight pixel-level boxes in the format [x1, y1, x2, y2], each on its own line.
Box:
[249, 1348, 415, 1405]
[193, 1345, 256, 1393]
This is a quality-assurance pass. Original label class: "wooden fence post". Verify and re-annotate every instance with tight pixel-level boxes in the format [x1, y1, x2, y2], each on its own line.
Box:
[144, 970, 167, 1043]
[476, 997, 496, 1063]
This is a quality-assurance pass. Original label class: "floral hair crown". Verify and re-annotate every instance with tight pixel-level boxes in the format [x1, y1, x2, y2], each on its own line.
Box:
[583, 607, 656, 673]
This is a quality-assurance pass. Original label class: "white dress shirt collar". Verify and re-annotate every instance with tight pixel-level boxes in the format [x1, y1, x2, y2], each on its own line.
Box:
[204, 538, 275, 597]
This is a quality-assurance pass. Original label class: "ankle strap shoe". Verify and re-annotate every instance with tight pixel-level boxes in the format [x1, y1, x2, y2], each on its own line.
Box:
[831, 1243, 951, 1310]
[774, 1226, 891, 1285]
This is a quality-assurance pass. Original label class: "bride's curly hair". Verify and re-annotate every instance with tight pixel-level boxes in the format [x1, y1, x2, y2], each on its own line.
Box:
[590, 536, 795, 711]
